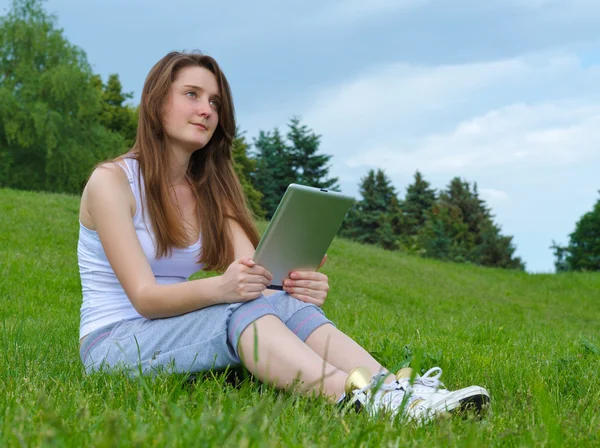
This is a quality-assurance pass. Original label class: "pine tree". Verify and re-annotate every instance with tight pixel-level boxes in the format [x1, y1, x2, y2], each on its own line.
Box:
[402, 171, 437, 236]
[553, 192, 600, 272]
[550, 241, 571, 272]
[341, 170, 377, 243]
[418, 177, 524, 270]
[341, 169, 400, 250]
[476, 222, 524, 270]
[418, 199, 472, 262]
[250, 128, 297, 219]
[286, 117, 339, 190]
[231, 131, 265, 219]
[93, 73, 138, 147]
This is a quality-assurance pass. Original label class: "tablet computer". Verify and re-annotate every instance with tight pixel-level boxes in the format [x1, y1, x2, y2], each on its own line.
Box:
[253, 184, 355, 289]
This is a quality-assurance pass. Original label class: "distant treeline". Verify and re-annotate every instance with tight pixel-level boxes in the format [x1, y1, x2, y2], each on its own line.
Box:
[2, 0, 597, 272]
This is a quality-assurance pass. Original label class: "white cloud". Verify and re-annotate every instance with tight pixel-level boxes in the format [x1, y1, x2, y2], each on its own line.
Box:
[297, 53, 600, 176]
[344, 102, 600, 174]
[302, 53, 598, 155]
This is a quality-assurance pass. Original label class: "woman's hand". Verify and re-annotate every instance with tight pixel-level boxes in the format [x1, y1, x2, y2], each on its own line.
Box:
[283, 255, 329, 307]
[219, 257, 273, 303]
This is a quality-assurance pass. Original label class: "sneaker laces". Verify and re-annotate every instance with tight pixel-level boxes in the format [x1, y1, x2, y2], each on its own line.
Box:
[353, 372, 414, 415]
[353, 372, 395, 395]
[413, 367, 445, 390]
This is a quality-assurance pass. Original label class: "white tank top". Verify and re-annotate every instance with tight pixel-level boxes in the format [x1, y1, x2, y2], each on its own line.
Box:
[78, 157, 204, 338]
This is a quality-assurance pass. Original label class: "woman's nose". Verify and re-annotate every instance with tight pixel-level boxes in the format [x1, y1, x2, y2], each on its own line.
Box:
[196, 98, 212, 117]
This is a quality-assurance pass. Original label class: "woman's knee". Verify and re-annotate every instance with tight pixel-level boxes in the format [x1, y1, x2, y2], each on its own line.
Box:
[227, 298, 280, 355]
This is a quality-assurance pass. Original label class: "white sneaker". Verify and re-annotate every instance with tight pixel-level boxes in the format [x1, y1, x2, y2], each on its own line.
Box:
[393, 366, 491, 423]
[343, 367, 414, 418]
[343, 366, 490, 424]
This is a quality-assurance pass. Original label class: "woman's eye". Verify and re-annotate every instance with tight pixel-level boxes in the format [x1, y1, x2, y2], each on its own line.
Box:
[185, 91, 197, 98]
[209, 99, 220, 109]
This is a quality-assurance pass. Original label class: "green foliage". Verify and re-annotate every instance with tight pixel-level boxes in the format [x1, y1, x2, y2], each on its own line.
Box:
[286, 116, 339, 190]
[340, 170, 523, 270]
[341, 169, 401, 250]
[250, 118, 338, 219]
[552, 192, 600, 272]
[419, 178, 525, 270]
[231, 131, 265, 219]
[250, 128, 297, 219]
[93, 73, 138, 148]
[417, 199, 472, 262]
[551, 241, 571, 273]
[399, 171, 437, 251]
[402, 171, 437, 235]
[2, 188, 600, 447]
[0, 0, 125, 194]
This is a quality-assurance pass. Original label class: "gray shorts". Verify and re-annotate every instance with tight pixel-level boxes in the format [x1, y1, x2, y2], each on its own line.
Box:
[79, 292, 333, 375]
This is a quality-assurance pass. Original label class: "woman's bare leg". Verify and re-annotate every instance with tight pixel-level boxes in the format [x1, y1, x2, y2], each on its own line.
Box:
[304, 324, 389, 377]
[238, 315, 348, 401]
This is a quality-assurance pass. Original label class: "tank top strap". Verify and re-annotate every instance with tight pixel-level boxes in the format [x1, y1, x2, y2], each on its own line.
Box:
[119, 157, 144, 223]
[119, 157, 135, 183]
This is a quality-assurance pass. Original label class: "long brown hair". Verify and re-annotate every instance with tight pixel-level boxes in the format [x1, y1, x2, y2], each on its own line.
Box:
[129, 51, 259, 271]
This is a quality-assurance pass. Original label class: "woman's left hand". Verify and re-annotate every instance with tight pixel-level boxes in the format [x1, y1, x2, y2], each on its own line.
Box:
[283, 255, 329, 307]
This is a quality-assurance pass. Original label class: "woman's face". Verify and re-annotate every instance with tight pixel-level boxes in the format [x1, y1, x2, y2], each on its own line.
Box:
[163, 66, 221, 153]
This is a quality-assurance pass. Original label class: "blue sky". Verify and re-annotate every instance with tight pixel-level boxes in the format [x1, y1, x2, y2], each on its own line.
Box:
[3, 0, 599, 272]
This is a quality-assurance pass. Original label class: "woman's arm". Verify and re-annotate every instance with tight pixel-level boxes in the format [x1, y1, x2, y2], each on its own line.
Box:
[226, 218, 279, 297]
[85, 165, 269, 319]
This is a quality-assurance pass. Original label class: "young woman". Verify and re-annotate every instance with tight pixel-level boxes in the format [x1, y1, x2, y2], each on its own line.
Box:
[78, 51, 490, 423]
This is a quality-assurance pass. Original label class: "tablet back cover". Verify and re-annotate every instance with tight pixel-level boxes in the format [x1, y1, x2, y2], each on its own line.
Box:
[254, 184, 354, 287]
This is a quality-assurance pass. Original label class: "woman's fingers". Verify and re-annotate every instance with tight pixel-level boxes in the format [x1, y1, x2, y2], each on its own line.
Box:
[289, 270, 327, 282]
[286, 292, 325, 307]
[246, 262, 273, 281]
[283, 285, 327, 299]
[240, 257, 255, 267]
[283, 279, 328, 292]
[245, 282, 267, 292]
[247, 274, 271, 286]
[282, 270, 329, 307]
[239, 258, 273, 282]
[318, 254, 327, 270]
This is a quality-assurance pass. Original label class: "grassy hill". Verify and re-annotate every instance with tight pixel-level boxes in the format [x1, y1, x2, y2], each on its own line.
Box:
[1, 187, 599, 447]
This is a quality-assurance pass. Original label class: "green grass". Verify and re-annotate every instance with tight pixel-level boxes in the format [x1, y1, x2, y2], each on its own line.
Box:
[1, 187, 599, 447]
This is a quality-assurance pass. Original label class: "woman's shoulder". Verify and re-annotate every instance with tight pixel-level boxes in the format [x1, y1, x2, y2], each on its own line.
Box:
[83, 159, 136, 210]
[87, 161, 129, 190]
[88, 153, 138, 187]
[81, 159, 137, 229]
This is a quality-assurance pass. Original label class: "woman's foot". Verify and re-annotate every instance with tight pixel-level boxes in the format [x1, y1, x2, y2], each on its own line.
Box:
[341, 366, 491, 424]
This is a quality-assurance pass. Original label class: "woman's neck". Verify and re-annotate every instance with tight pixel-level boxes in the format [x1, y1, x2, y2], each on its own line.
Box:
[166, 143, 193, 186]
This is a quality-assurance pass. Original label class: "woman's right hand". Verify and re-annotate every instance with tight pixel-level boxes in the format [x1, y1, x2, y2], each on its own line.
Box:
[219, 257, 273, 303]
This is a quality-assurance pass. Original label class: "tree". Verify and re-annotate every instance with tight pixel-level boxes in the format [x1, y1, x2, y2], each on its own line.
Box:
[418, 177, 525, 270]
[0, 0, 124, 193]
[551, 241, 571, 273]
[231, 131, 265, 219]
[417, 199, 472, 262]
[286, 116, 339, 190]
[552, 192, 600, 272]
[341, 169, 400, 250]
[402, 171, 437, 234]
[250, 128, 296, 219]
[93, 73, 138, 148]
